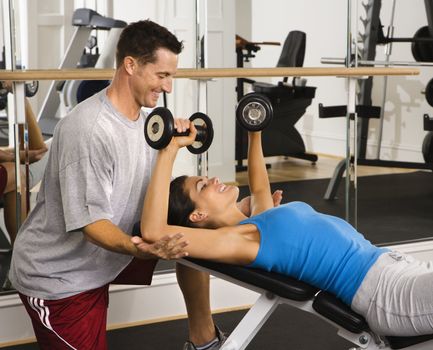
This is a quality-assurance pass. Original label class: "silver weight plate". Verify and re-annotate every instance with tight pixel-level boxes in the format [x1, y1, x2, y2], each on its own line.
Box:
[146, 114, 165, 142]
[242, 101, 266, 126]
[191, 117, 205, 148]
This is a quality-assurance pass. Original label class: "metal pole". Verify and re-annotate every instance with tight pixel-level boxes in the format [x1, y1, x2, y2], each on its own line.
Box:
[2, 0, 27, 232]
[376, 0, 397, 159]
[321, 57, 433, 67]
[345, 0, 358, 227]
[196, 0, 208, 177]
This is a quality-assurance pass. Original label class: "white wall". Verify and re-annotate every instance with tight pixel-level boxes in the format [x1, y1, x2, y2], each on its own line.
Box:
[237, 0, 431, 161]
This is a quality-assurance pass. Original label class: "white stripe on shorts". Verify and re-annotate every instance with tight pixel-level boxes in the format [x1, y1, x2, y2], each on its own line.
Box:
[27, 296, 78, 350]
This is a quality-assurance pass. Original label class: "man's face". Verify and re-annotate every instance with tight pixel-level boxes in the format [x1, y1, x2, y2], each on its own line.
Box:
[131, 48, 178, 108]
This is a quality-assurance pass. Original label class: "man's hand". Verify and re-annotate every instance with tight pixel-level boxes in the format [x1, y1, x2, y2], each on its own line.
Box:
[237, 190, 283, 217]
[131, 233, 189, 260]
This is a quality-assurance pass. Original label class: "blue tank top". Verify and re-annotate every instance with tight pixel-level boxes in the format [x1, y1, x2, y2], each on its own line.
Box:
[241, 202, 389, 305]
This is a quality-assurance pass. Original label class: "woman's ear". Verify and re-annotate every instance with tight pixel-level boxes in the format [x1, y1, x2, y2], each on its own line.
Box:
[189, 209, 208, 224]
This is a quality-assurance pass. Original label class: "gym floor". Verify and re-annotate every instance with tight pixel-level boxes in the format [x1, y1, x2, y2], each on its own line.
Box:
[235, 153, 415, 186]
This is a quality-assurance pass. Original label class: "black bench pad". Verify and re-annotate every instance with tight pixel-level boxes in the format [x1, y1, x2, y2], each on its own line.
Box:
[313, 291, 433, 349]
[313, 291, 369, 334]
[185, 258, 318, 301]
[386, 334, 433, 349]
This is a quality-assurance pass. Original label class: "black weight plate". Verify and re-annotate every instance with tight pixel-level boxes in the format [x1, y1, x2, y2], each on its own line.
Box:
[426, 79, 433, 107]
[144, 107, 174, 149]
[25, 80, 39, 97]
[412, 26, 433, 62]
[187, 112, 214, 154]
[422, 131, 433, 163]
[236, 93, 273, 131]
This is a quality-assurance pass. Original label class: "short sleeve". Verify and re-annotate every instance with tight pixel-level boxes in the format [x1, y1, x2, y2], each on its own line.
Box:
[59, 135, 114, 232]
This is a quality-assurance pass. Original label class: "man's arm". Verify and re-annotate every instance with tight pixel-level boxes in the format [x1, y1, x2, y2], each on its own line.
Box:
[83, 219, 188, 260]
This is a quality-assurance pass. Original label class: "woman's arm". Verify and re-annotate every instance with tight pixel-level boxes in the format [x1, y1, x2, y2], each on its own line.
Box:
[139, 126, 258, 265]
[247, 132, 273, 215]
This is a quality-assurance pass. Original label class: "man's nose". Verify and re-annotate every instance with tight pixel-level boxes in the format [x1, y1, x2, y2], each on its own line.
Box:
[162, 77, 173, 93]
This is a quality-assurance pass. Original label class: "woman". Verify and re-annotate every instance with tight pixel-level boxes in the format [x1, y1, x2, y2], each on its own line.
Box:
[0, 85, 48, 244]
[132, 121, 433, 337]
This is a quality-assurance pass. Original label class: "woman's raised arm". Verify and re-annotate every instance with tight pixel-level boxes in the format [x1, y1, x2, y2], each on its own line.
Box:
[247, 132, 273, 215]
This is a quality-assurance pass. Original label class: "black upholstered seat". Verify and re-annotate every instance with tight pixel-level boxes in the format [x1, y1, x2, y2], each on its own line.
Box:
[185, 258, 317, 301]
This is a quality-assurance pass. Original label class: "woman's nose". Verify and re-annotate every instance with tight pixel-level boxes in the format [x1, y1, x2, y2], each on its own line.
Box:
[210, 177, 219, 184]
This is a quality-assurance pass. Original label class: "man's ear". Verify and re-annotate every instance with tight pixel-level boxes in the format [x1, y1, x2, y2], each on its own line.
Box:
[124, 56, 136, 75]
[189, 209, 208, 224]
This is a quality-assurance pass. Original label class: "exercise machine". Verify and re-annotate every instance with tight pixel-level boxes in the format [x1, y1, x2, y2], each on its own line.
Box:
[235, 32, 318, 172]
[38, 8, 126, 137]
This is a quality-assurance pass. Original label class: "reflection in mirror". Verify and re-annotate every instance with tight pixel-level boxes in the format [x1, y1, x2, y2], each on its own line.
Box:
[234, 0, 352, 236]
[0, 2, 49, 294]
[352, 0, 433, 248]
[234, 0, 433, 255]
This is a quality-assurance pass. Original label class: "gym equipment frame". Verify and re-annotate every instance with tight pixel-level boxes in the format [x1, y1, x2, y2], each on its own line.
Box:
[320, 0, 433, 201]
[179, 258, 433, 350]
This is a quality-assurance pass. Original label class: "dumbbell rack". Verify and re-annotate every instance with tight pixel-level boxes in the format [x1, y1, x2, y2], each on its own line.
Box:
[322, 0, 433, 201]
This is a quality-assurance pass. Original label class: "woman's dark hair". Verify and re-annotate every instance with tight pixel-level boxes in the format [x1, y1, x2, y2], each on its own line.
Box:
[168, 176, 196, 227]
[116, 19, 183, 68]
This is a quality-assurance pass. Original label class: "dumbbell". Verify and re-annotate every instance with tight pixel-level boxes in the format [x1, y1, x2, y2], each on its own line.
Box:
[236, 93, 273, 131]
[0, 80, 39, 98]
[144, 107, 214, 154]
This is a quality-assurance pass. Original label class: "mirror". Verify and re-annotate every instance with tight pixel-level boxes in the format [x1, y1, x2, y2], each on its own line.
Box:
[352, 0, 433, 248]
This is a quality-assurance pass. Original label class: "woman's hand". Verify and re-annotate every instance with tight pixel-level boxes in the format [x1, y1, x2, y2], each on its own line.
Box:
[167, 118, 197, 150]
[131, 233, 189, 260]
[0, 146, 48, 164]
[237, 190, 283, 217]
[23, 147, 48, 163]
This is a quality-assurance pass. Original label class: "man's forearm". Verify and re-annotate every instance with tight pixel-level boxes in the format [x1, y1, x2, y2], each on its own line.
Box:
[83, 219, 141, 257]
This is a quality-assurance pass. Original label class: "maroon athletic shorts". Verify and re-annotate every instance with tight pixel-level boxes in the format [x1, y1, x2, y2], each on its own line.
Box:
[19, 285, 109, 350]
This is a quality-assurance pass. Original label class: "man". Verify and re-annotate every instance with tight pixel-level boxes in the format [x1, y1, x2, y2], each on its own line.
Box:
[9, 20, 225, 350]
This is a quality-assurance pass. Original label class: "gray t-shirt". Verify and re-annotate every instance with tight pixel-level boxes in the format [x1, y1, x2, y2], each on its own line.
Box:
[9, 89, 157, 300]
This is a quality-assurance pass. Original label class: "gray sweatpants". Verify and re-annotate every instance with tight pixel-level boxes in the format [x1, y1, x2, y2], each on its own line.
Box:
[351, 251, 433, 336]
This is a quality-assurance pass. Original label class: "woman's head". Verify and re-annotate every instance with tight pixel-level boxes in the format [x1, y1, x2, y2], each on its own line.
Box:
[168, 175, 240, 228]
[168, 176, 196, 227]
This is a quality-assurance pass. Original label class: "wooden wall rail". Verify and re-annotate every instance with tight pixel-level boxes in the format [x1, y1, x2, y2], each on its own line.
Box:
[0, 67, 420, 81]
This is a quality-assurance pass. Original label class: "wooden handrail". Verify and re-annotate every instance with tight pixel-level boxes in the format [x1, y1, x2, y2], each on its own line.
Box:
[0, 66, 419, 81]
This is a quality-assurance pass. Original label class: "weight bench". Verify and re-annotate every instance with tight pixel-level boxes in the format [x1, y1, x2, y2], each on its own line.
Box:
[179, 258, 433, 350]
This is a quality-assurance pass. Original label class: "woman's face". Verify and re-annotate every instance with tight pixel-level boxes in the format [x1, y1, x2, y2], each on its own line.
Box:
[184, 176, 239, 214]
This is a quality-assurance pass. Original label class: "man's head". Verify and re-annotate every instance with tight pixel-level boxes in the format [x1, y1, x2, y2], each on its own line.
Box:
[115, 20, 184, 108]
[116, 20, 183, 69]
